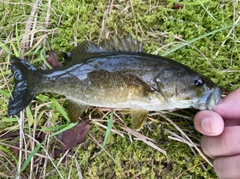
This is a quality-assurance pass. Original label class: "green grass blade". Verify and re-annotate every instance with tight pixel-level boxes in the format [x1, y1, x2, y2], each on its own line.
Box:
[49, 122, 78, 137]
[1, 117, 17, 122]
[36, 94, 50, 102]
[15, 24, 21, 55]
[40, 50, 53, 69]
[20, 142, 43, 172]
[100, 111, 114, 152]
[51, 98, 70, 122]
[10, 41, 20, 57]
[163, 23, 240, 56]
[41, 124, 72, 132]
[0, 41, 13, 55]
[26, 106, 34, 126]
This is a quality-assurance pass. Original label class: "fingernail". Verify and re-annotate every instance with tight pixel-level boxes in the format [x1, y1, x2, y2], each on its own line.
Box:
[202, 117, 215, 134]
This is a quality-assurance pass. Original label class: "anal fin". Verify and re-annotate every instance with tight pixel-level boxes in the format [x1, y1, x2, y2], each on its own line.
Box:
[130, 109, 148, 131]
[66, 99, 87, 122]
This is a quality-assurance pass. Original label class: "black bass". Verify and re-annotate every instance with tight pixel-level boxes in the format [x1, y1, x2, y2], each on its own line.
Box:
[8, 36, 221, 130]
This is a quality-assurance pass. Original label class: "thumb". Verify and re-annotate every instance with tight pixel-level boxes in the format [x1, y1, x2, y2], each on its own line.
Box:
[214, 88, 240, 122]
[194, 110, 224, 136]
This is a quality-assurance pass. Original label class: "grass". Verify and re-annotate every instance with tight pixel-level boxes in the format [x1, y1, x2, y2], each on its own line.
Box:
[0, 0, 240, 178]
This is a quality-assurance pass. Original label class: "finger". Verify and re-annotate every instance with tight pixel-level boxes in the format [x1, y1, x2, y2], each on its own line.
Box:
[214, 88, 240, 122]
[213, 155, 240, 179]
[194, 111, 224, 136]
[201, 126, 240, 158]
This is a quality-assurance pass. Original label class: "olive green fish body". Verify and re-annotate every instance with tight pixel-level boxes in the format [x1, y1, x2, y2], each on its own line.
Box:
[8, 36, 221, 130]
[37, 54, 169, 110]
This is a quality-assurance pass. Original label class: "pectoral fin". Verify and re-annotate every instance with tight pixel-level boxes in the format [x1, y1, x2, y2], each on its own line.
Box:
[66, 99, 87, 122]
[130, 109, 148, 131]
[122, 73, 157, 98]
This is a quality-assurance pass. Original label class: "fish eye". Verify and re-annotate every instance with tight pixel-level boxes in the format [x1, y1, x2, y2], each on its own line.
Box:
[194, 78, 203, 87]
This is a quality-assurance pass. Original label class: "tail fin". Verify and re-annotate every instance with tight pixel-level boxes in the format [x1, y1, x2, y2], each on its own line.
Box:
[8, 57, 37, 116]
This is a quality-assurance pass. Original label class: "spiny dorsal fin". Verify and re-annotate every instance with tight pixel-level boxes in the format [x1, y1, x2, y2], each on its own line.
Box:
[99, 35, 143, 52]
[71, 35, 143, 58]
[71, 41, 103, 58]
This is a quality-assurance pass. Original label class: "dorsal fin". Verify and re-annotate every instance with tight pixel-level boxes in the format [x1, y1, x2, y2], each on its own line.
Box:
[71, 35, 143, 57]
[70, 41, 103, 57]
[99, 35, 143, 52]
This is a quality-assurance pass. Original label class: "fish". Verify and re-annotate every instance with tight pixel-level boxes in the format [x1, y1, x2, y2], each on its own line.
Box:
[8, 36, 222, 130]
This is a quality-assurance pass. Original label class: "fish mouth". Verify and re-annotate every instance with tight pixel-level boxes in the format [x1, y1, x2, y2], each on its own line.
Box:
[194, 87, 222, 110]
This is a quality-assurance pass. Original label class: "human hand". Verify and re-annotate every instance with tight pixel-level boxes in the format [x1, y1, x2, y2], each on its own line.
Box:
[194, 88, 240, 179]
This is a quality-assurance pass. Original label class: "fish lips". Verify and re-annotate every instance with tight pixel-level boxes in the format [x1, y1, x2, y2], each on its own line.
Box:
[194, 87, 222, 111]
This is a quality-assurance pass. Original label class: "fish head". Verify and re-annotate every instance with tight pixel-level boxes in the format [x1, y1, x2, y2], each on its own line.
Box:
[155, 67, 222, 110]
